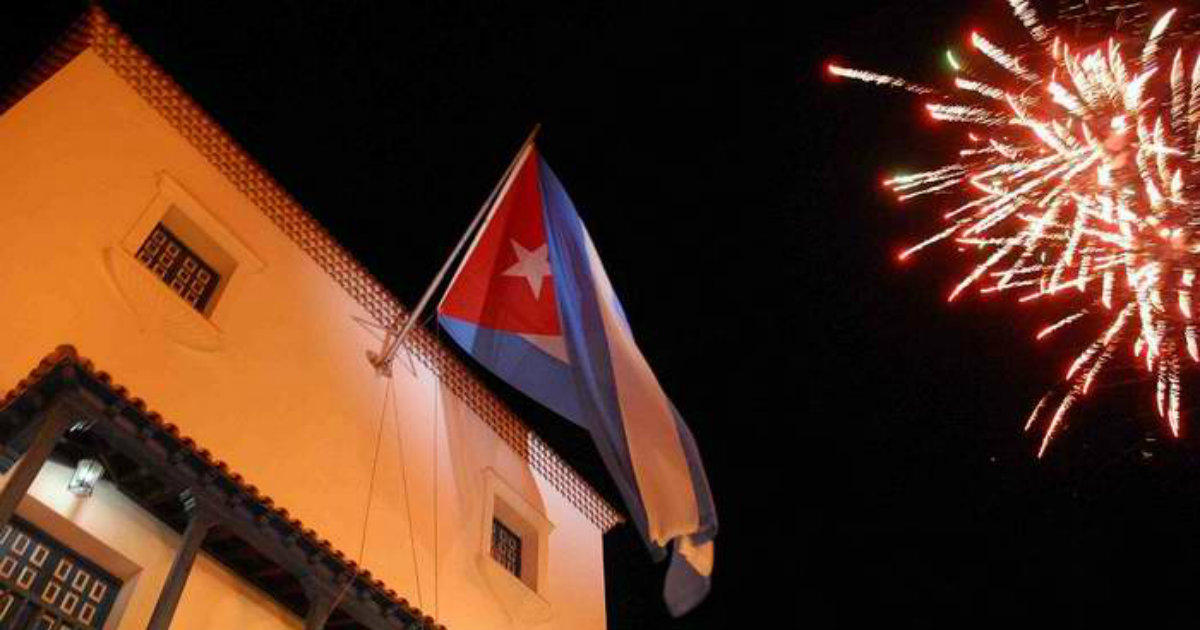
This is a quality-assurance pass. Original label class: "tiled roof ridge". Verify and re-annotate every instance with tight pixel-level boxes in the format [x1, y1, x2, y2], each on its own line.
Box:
[2, 5, 622, 532]
[1, 345, 446, 630]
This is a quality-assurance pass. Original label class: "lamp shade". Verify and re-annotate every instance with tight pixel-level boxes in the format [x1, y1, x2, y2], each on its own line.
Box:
[68, 458, 104, 497]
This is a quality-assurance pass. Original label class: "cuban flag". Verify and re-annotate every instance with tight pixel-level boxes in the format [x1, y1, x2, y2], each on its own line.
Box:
[438, 142, 717, 616]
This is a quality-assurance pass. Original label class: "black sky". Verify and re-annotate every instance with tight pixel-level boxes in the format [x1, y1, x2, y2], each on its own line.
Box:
[15, 1, 1200, 628]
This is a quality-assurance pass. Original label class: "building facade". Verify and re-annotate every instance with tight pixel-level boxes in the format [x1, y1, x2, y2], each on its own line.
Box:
[0, 7, 621, 630]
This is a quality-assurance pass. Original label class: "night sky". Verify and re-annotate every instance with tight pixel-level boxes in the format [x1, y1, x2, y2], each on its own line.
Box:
[12, 1, 1200, 628]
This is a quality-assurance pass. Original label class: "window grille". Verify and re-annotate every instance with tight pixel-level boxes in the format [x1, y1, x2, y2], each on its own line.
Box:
[135, 223, 220, 312]
[0, 519, 121, 629]
[490, 519, 522, 579]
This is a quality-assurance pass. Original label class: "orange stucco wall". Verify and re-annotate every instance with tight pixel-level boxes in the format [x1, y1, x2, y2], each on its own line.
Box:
[0, 49, 606, 630]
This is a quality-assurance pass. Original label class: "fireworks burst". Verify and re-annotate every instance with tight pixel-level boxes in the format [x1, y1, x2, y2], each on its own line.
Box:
[833, 1, 1200, 456]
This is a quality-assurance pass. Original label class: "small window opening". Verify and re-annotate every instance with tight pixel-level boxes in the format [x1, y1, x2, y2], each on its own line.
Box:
[491, 518, 523, 579]
[135, 223, 221, 313]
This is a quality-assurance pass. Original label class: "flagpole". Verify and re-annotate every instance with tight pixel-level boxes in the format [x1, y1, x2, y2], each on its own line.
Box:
[368, 123, 542, 375]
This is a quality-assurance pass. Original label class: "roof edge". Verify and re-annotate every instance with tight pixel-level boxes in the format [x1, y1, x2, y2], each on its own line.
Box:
[0, 8, 93, 114]
[1, 5, 623, 532]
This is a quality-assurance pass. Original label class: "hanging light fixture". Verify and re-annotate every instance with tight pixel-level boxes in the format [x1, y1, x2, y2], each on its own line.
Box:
[68, 458, 104, 497]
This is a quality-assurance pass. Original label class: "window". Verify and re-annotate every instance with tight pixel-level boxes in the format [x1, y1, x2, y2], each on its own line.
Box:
[477, 468, 553, 623]
[135, 223, 221, 313]
[111, 174, 265, 333]
[0, 519, 121, 630]
[490, 518, 523, 579]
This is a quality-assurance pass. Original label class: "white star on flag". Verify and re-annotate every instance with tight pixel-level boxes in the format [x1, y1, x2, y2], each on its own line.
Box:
[502, 239, 552, 299]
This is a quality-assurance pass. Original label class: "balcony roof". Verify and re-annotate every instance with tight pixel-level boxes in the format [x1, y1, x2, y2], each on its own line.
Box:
[0, 345, 444, 630]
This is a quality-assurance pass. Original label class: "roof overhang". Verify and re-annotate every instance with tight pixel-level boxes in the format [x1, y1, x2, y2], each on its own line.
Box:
[0, 346, 444, 630]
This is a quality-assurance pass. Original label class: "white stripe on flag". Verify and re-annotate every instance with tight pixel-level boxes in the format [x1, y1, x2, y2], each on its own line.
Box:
[584, 235, 699, 544]
[518, 332, 570, 363]
[677, 536, 714, 577]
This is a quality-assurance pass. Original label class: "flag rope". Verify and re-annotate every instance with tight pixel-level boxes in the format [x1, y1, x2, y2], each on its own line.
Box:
[330, 379, 393, 616]
[389, 374, 426, 611]
[432, 333, 442, 618]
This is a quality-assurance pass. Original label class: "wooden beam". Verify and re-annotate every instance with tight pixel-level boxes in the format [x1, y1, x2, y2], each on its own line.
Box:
[114, 465, 156, 486]
[145, 498, 215, 630]
[250, 564, 290, 582]
[325, 614, 362, 630]
[269, 577, 307, 597]
[0, 402, 73, 529]
[0, 415, 45, 471]
[142, 485, 182, 507]
[91, 405, 405, 630]
[303, 580, 336, 630]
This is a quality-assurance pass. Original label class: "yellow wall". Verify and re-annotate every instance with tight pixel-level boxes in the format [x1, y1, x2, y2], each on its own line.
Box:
[0, 50, 606, 630]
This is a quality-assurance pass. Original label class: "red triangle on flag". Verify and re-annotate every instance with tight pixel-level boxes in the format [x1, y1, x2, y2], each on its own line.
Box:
[439, 147, 562, 336]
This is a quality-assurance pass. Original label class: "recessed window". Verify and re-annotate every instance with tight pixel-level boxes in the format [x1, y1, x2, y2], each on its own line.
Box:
[478, 469, 554, 622]
[135, 223, 221, 313]
[490, 518, 523, 579]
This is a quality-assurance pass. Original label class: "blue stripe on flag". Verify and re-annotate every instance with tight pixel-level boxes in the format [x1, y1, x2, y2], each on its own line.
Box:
[438, 314, 588, 428]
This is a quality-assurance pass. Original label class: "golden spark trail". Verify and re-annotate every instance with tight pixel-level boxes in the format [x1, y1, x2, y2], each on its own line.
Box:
[828, 65, 934, 94]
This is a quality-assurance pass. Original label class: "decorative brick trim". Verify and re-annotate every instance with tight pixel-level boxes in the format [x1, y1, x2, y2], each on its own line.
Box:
[0, 10, 93, 113]
[4, 7, 623, 533]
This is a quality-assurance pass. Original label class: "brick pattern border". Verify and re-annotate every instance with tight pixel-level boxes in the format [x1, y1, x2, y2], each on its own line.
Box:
[2, 7, 623, 533]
